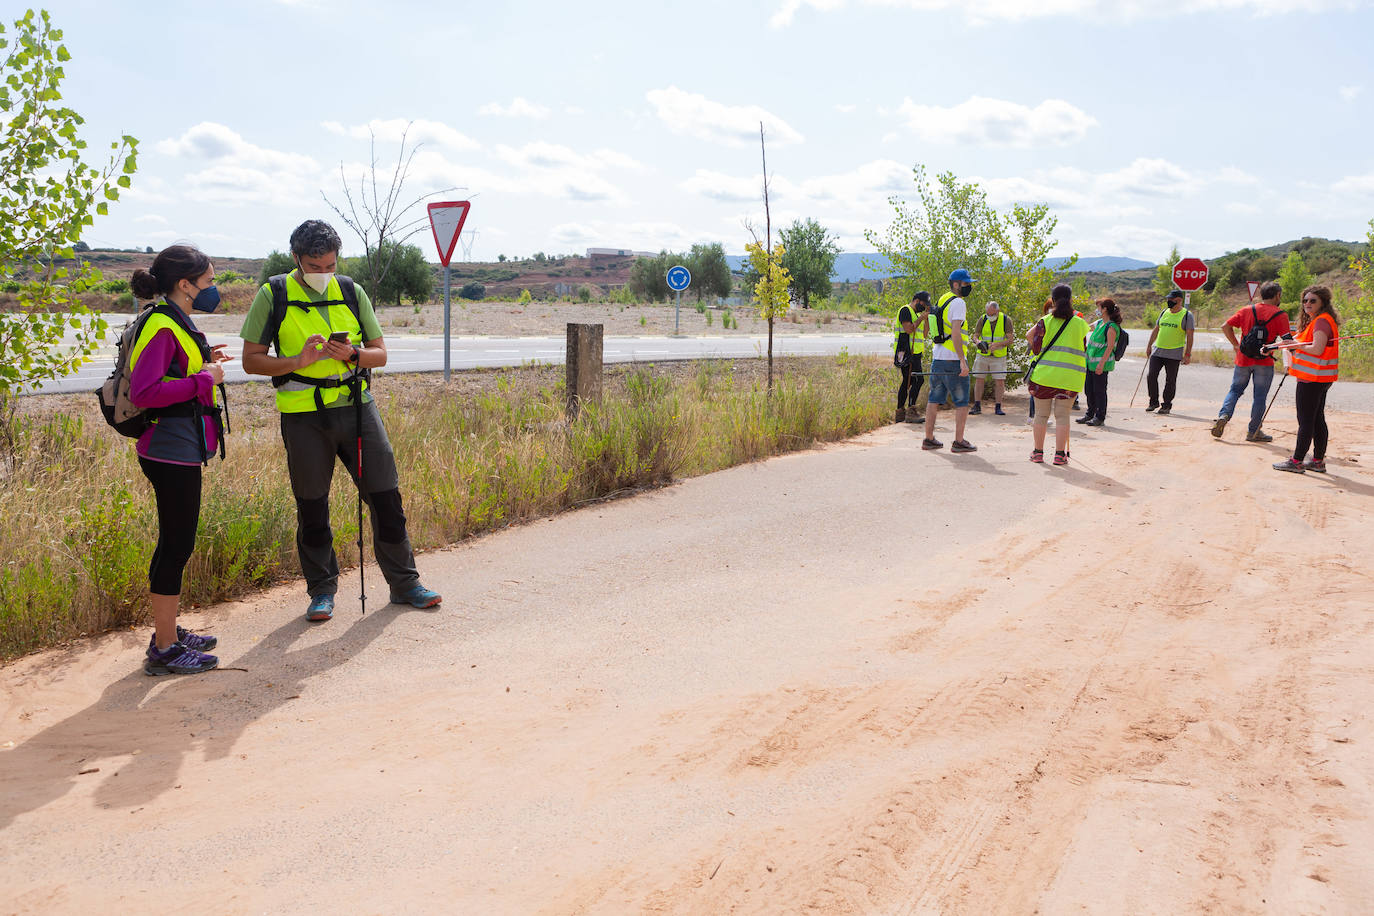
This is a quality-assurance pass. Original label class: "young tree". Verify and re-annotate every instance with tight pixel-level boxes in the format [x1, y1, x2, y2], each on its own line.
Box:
[745, 123, 792, 389]
[685, 242, 733, 302]
[866, 165, 1070, 380]
[345, 241, 434, 306]
[779, 218, 840, 308]
[323, 121, 456, 300]
[0, 9, 138, 400]
[1277, 249, 1312, 304]
[628, 252, 673, 302]
[257, 250, 296, 285]
[1154, 244, 1182, 299]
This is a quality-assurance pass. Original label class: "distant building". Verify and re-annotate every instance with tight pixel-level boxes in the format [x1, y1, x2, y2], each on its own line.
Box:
[586, 247, 656, 262]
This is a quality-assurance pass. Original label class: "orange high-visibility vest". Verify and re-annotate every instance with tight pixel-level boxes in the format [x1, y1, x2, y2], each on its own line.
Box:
[1290, 314, 1339, 383]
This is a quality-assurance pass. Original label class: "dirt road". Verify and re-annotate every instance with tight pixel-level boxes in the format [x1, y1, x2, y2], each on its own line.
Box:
[2, 389, 1371, 914]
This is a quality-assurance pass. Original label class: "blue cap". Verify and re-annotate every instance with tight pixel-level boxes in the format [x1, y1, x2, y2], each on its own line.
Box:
[948, 268, 974, 285]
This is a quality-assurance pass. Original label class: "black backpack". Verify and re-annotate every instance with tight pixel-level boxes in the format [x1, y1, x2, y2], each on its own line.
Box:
[1239, 303, 1277, 359]
[1112, 324, 1129, 360]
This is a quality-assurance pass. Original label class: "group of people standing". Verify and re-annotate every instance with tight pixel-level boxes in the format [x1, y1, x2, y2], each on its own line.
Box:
[891, 268, 1344, 471]
[126, 220, 442, 677]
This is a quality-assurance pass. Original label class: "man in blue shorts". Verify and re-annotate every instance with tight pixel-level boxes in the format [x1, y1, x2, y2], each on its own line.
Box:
[922, 268, 978, 453]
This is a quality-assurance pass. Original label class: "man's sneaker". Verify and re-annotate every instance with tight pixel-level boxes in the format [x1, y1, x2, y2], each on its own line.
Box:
[1075, 415, 1091, 424]
[968, 402, 982, 415]
[145, 641, 218, 676]
[305, 594, 334, 622]
[1272, 458, 1305, 474]
[1211, 416, 1229, 438]
[1145, 404, 1159, 412]
[1053, 450, 1069, 466]
[1303, 458, 1327, 473]
[1247, 429, 1273, 443]
[921, 437, 943, 450]
[391, 584, 442, 609]
[951, 440, 978, 453]
[1156, 406, 1171, 416]
[994, 404, 1005, 416]
[1085, 417, 1104, 426]
[894, 407, 906, 423]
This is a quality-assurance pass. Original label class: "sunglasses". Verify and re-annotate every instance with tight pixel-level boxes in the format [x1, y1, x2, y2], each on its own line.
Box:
[1301, 297, 1320, 304]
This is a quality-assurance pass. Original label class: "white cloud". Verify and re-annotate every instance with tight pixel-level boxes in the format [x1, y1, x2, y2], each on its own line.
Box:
[835, 103, 856, 113]
[681, 169, 766, 203]
[1225, 202, 1263, 215]
[157, 123, 321, 206]
[134, 214, 169, 224]
[321, 118, 479, 151]
[1215, 166, 1260, 185]
[1098, 157, 1199, 197]
[645, 86, 804, 147]
[1339, 85, 1364, 102]
[478, 97, 551, 119]
[897, 96, 1097, 147]
[771, 0, 1366, 28]
[1332, 172, 1374, 195]
[156, 122, 318, 172]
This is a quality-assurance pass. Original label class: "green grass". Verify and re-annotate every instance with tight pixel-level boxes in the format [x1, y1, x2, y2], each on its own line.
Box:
[0, 357, 891, 658]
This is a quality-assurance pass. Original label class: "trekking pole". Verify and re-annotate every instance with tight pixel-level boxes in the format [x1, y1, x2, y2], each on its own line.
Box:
[1259, 370, 1289, 427]
[352, 372, 367, 616]
[1128, 349, 1149, 408]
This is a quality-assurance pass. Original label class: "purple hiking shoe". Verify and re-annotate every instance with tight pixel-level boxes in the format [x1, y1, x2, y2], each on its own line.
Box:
[145, 641, 218, 676]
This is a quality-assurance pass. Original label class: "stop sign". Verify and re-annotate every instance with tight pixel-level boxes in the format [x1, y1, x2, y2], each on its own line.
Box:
[1172, 257, 1209, 292]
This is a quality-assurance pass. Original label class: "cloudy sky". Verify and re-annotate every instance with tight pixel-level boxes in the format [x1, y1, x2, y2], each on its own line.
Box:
[42, 0, 1374, 263]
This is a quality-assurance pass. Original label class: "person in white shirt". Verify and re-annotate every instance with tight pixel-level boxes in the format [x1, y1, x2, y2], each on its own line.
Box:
[921, 268, 977, 453]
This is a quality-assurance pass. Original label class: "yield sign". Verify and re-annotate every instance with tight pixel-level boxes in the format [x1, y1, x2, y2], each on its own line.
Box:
[427, 201, 471, 267]
[1246, 280, 1261, 301]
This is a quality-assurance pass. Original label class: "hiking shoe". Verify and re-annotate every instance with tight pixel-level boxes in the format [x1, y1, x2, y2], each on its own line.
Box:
[1272, 458, 1305, 474]
[145, 642, 218, 676]
[1303, 458, 1327, 473]
[994, 404, 1005, 416]
[921, 437, 943, 450]
[968, 402, 982, 415]
[1145, 403, 1159, 412]
[391, 584, 442, 609]
[305, 594, 335, 622]
[1085, 417, 1104, 427]
[1075, 415, 1091, 424]
[1030, 449, 1044, 463]
[1072, 399, 1081, 411]
[1156, 406, 1171, 416]
[904, 412, 921, 424]
[951, 440, 978, 453]
[1211, 416, 1229, 438]
[1247, 430, 1273, 443]
[894, 407, 906, 423]
[174, 626, 216, 651]
[1053, 450, 1069, 466]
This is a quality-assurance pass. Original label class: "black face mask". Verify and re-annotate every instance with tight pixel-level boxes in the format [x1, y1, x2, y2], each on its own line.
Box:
[958, 283, 973, 298]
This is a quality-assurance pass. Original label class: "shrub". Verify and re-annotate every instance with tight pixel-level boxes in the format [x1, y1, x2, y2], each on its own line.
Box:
[459, 282, 485, 301]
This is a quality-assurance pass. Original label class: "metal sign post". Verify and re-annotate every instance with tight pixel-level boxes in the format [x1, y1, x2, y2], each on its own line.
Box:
[426, 201, 472, 382]
[666, 265, 691, 335]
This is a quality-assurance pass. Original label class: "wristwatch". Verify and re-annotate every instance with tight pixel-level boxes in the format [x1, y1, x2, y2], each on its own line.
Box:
[349, 346, 360, 364]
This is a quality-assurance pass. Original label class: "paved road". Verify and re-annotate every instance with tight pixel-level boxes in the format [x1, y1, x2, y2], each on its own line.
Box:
[30, 326, 1236, 396]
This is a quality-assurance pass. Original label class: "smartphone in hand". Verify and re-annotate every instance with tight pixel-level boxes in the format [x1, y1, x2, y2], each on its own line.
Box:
[328, 331, 350, 343]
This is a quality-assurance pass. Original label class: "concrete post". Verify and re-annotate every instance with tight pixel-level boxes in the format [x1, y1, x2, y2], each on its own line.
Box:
[565, 323, 603, 418]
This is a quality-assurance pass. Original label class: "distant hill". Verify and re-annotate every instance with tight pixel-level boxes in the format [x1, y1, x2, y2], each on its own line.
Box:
[726, 253, 1154, 282]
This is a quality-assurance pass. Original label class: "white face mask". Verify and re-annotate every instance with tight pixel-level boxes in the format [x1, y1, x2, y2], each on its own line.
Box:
[302, 272, 334, 295]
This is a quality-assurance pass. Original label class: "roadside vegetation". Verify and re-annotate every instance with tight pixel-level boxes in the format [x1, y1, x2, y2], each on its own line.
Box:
[0, 356, 890, 659]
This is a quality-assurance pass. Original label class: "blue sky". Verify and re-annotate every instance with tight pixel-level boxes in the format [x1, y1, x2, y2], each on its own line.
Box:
[41, 0, 1374, 264]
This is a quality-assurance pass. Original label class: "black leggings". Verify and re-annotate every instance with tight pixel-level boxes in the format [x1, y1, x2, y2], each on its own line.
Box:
[896, 356, 923, 408]
[1084, 371, 1109, 420]
[138, 457, 202, 596]
[1293, 380, 1332, 462]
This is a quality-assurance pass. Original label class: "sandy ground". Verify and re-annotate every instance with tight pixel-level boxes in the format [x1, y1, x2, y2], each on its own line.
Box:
[2, 386, 1372, 915]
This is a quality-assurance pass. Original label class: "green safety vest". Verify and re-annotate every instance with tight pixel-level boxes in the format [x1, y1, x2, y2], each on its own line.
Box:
[976, 312, 1008, 357]
[1030, 315, 1089, 391]
[128, 309, 221, 415]
[892, 304, 925, 354]
[1155, 307, 1189, 350]
[271, 274, 368, 414]
[1085, 320, 1120, 372]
